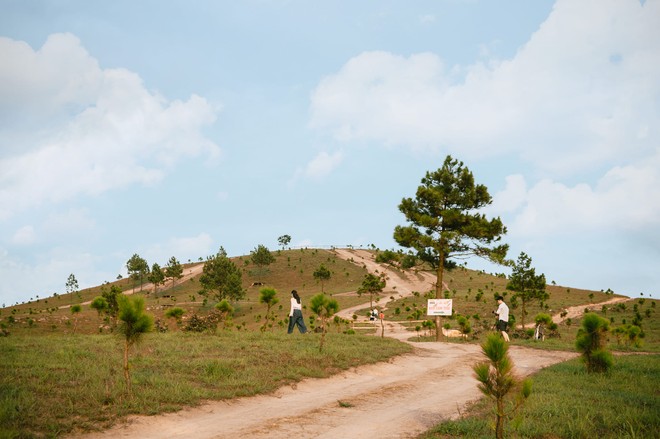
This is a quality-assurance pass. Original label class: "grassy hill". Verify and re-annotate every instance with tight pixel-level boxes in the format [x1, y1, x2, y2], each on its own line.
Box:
[1, 247, 658, 352]
[1, 247, 658, 437]
[1, 248, 369, 336]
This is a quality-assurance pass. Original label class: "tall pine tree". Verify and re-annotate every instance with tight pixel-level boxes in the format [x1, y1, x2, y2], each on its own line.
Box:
[394, 155, 508, 341]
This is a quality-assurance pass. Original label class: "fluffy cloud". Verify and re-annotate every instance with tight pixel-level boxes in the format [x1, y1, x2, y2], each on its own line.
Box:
[310, 0, 659, 174]
[0, 33, 221, 220]
[11, 226, 36, 246]
[303, 151, 344, 180]
[310, 0, 660, 263]
[289, 150, 344, 186]
[490, 149, 660, 236]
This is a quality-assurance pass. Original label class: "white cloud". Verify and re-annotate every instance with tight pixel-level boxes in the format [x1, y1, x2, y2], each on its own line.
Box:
[490, 149, 660, 237]
[0, 33, 222, 220]
[310, 0, 660, 289]
[11, 225, 36, 245]
[303, 151, 344, 180]
[289, 150, 344, 187]
[310, 0, 660, 174]
[489, 174, 527, 213]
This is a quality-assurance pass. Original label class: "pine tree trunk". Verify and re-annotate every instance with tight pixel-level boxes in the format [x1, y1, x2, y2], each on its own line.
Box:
[496, 398, 504, 439]
[435, 251, 445, 342]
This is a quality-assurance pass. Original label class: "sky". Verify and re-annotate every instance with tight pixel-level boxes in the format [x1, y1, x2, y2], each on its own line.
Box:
[1, 0, 659, 306]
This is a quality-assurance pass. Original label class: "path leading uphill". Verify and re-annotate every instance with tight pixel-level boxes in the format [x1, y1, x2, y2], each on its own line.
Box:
[74, 249, 585, 439]
[58, 264, 205, 309]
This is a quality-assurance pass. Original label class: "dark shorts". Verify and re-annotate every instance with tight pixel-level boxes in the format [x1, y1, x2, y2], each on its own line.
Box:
[496, 320, 508, 332]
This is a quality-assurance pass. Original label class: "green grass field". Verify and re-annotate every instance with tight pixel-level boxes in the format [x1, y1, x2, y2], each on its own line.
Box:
[419, 354, 660, 439]
[0, 331, 412, 438]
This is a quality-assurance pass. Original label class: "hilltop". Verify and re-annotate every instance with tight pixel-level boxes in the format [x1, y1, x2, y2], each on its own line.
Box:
[0, 247, 642, 340]
[0, 248, 623, 333]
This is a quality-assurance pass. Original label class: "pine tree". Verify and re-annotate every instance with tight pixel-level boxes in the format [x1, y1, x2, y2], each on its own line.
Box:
[394, 156, 508, 340]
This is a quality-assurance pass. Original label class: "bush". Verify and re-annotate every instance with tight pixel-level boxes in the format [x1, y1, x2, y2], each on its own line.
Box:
[589, 349, 614, 373]
[576, 313, 613, 373]
[375, 250, 399, 264]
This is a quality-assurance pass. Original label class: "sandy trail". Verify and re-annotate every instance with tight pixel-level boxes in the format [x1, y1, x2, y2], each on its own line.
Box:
[59, 264, 205, 309]
[332, 248, 439, 321]
[74, 249, 583, 439]
[78, 340, 575, 439]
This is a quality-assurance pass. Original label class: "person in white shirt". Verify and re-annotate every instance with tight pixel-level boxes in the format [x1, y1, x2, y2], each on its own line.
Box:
[287, 290, 307, 334]
[493, 295, 510, 342]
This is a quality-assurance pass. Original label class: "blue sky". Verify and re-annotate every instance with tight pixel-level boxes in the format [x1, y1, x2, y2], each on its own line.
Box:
[1, 0, 658, 306]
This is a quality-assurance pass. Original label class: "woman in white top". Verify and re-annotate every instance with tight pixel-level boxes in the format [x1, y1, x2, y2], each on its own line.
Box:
[493, 295, 510, 342]
[287, 290, 307, 334]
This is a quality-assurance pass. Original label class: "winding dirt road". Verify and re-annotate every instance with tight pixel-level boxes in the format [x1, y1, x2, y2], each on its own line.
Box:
[74, 249, 584, 439]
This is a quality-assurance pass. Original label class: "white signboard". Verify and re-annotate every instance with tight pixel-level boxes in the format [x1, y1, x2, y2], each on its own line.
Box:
[427, 299, 452, 316]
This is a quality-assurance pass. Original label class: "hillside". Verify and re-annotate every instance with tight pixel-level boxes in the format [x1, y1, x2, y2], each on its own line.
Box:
[1, 247, 658, 438]
[0, 247, 651, 346]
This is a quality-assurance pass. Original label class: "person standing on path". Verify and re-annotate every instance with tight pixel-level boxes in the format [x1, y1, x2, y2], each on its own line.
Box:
[494, 295, 510, 342]
[287, 290, 307, 334]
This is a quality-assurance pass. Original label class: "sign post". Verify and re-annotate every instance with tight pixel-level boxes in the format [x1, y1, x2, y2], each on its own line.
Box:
[427, 299, 452, 316]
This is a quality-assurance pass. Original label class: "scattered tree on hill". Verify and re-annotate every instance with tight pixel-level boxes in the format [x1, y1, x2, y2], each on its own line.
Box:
[90, 296, 108, 320]
[117, 295, 153, 395]
[101, 284, 122, 327]
[394, 156, 508, 341]
[506, 252, 547, 330]
[126, 254, 150, 291]
[251, 245, 275, 277]
[277, 234, 292, 250]
[164, 256, 183, 287]
[259, 287, 279, 332]
[313, 264, 331, 293]
[148, 263, 166, 293]
[473, 333, 532, 439]
[65, 274, 79, 295]
[357, 273, 386, 309]
[576, 313, 613, 373]
[70, 304, 81, 334]
[66, 273, 79, 302]
[309, 293, 339, 352]
[199, 247, 246, 302]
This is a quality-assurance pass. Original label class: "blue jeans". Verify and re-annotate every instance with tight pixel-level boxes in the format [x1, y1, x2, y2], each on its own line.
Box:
[288, 309, 307, 334]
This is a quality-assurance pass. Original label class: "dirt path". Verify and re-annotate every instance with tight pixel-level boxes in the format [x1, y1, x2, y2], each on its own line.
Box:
[58, 264, 205, 309]
[551, 296, 630, 324]
[73, 250, 582, 439]
[77, 340, 575, 439]
[331, 248, 440, 321]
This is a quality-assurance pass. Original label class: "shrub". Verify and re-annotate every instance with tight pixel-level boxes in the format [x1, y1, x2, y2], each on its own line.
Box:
[576, 313, 613, 373]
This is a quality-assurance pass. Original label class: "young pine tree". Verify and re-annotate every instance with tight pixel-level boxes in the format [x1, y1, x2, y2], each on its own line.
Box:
[310, 293, 339, 352]
[117, 295, 153, 395]
[575, 313, 614, 373]
[473, 333, 532, 439]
